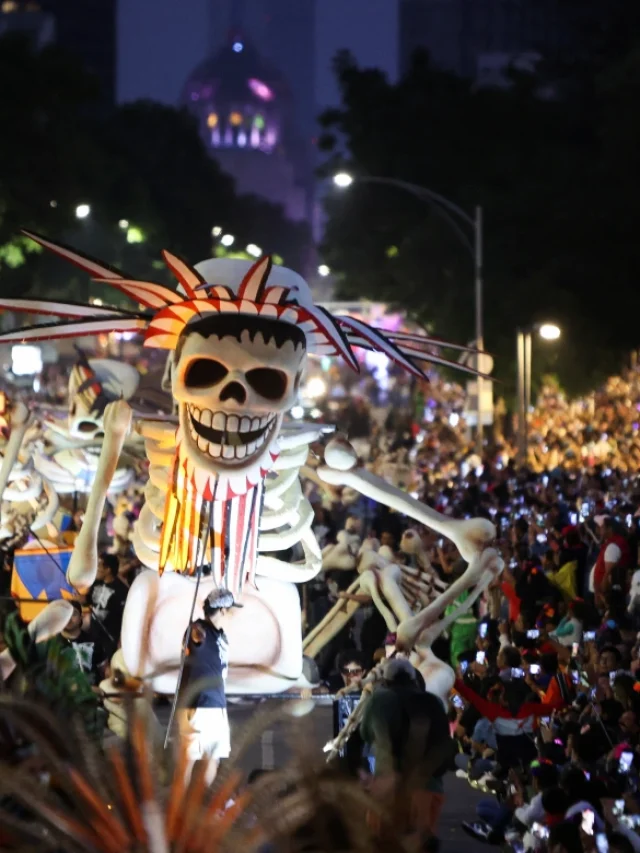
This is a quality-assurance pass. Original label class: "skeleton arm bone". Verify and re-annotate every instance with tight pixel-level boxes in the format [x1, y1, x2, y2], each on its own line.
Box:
[67, 401, 132, 590]
[0, 403, 30, 521]
[318, 465, 495, 563]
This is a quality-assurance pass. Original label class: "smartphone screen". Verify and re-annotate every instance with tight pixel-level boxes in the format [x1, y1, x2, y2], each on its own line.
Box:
[572, 642, 580, 657]
[452, 694, 464, 709]
[619, 751, 633, 774]
[596, 833, 609, 853]
[569, 512, 578, 525]
[511, 667, 525, 679]
[460, 660, 468, 673]
[584, 631, 596, 641]
[479, 623, 488, 639]
[527, 629, 540, 639]
[536, 533, 547, 544]
[532, 822, 549, 840]
[530, 664, 541, 675]
[582, 810, 595, 836]
[476, 651, 486, 665]
[571, 670, 580, 684]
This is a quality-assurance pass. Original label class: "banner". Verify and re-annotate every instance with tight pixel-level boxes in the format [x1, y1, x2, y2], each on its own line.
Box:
[11, 545, 76, 622]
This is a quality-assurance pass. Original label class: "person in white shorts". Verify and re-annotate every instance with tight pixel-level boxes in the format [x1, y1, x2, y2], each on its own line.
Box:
[177, 588, 242, 783]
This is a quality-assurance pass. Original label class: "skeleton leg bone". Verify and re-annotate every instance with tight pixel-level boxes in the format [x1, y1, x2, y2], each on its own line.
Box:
[0, 402, 30, 524]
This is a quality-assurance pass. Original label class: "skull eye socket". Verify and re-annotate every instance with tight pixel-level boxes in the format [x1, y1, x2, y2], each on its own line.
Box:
[185, 358, 228, 389]
[77, 420, 98, 433]
[246, 367, 288, 401]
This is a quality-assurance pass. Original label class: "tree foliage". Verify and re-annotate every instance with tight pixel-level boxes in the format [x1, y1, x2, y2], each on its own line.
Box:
[0, 34, 311, 305]
[319, 21, 640, 395]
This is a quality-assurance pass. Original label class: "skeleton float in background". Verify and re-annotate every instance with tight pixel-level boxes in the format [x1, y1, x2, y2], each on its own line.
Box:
[0, 229, 495, 698]
[35, 351, 143, 496]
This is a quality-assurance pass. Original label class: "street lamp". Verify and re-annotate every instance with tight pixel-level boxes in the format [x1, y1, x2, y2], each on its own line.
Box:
[318, 264, 330, 277]
[332, 171, 485, 454]
[220, 233, 235, 247]
[75, 203, 91, 219]
[333, 172, 354, 188]
[246, 243, 262, 257]
[516, 323, 562, 463]
[539, 323, 561, 341]
[118, 219, 129, 230]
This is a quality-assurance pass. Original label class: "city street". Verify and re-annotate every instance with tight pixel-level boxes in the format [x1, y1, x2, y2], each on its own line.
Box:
[157, 698, 488, 853]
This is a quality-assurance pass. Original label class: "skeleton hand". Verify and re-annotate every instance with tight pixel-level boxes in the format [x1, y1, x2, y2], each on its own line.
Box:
[27, 599, 74, 643]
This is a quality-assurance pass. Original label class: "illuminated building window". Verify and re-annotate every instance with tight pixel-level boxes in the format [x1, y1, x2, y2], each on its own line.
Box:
[237, 130, 247, 147]
[207, 112, 218, 128]
[253, 114, 265, 130]
[229, 111, 243, 126]
[250, 126, 260, 148]
[248, 78, 274, 101]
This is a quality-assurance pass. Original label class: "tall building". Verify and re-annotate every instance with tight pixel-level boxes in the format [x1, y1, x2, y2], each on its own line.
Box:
[178, 0, 399, 228]
[0, 0, 116, 103]
[181, 33, 309, 222]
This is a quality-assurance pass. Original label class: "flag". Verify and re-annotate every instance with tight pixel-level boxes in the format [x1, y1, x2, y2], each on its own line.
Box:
[11, 545, 77, 621]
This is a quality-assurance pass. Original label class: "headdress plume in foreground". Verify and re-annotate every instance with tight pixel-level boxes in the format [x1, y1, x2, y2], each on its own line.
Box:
[0, 695, 414, 853]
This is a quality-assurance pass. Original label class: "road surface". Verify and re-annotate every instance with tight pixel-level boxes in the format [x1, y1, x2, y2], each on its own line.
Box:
[156, 697, 489, 852]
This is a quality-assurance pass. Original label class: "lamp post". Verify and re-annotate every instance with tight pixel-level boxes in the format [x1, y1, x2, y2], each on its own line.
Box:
[516, 323, 561, 464]
[332, 172, 486, 454]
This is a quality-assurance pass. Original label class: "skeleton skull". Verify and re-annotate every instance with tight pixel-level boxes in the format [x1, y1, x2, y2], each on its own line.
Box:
[173, 315, 306, 489]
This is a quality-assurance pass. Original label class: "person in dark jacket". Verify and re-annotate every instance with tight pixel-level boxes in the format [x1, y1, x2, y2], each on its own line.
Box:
[177, 587, 242, 783]
[360, 658, 454, 835]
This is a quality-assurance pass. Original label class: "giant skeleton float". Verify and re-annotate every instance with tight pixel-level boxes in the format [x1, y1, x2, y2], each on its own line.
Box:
[0, 231, 503, 719]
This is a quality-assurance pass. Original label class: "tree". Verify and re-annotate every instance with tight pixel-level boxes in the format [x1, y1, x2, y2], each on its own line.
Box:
[319, 39, 640, 396]
[0, 34, 312, 306]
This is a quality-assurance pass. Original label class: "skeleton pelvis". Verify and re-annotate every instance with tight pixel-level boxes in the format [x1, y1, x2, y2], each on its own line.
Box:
[120, 569, 304, 695]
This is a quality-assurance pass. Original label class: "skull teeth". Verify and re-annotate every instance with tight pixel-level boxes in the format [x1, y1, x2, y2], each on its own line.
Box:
[187, 406, 275, 461]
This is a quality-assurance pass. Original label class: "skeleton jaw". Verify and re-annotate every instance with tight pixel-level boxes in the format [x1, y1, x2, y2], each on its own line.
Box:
[186, 405, 277, 464]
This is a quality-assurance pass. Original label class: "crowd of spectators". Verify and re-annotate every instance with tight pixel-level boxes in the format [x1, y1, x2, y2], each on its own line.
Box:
[300, 363, 640, 852]
[5, 360, 640, 852]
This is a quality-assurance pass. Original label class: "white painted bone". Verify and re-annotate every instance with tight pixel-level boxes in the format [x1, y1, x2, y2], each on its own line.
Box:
[318, 464, 495, 563]
[67, 400, 132, 591]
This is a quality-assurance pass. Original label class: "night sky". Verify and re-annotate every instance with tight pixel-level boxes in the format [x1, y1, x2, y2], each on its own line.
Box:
[117, 0, 399, 111]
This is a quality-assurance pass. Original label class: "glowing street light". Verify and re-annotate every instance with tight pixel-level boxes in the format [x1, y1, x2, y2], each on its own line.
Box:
[220, 233, 235, 247]
[517, 322, 562, 462]
[75, 203, 91, 219]
[333, 172, 354, 189]
[539, 323, 561, 341]
[246, 243, 262, 257]
[118, 219, 129, 229]
[318, 264, 331, 277]
[212, 225, 222, 237]
[305, 376, 327, 399]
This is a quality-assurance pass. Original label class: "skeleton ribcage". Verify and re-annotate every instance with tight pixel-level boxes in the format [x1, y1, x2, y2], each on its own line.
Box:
[133, 422, 322, 597]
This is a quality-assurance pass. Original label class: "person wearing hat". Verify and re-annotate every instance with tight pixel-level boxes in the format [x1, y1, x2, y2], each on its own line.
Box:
[177, 587, 242, 783]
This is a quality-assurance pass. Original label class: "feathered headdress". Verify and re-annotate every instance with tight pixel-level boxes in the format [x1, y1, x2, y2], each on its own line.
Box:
[0, 230, 487, 381]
